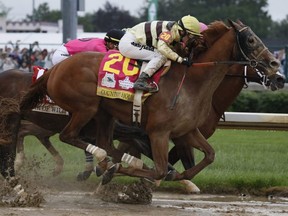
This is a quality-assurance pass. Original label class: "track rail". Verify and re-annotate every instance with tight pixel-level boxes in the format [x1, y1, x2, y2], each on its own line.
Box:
[218, 112, 288, 131]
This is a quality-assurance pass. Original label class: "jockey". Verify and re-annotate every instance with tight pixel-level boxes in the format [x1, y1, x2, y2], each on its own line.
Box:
[51, 29, 125, 65]
[118, 15, 202, 93]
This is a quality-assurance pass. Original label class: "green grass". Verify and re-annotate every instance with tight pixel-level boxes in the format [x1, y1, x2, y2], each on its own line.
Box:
[22, 129, 288, 195]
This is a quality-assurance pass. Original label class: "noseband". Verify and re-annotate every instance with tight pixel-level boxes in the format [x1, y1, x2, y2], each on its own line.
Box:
[243, 66, 269, 88]
[225, 66, 270, 89]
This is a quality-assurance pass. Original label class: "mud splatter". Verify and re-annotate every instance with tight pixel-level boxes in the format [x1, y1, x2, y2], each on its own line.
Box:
[98, 179, 154, 204]
[0, 177, 44, 207]
[0, 155, 47, 207]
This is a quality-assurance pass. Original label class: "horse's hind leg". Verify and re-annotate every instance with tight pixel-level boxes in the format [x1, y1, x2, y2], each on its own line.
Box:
[15, 121, 64, 176]
[0, 145, 16, 179]
[36, 135, 64, 176]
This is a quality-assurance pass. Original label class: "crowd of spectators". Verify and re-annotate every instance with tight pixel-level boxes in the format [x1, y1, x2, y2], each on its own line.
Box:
[0, 41, 54, 72]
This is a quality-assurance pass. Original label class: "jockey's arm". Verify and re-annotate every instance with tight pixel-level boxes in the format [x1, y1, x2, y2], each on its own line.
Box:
[157, 40, 183, 63]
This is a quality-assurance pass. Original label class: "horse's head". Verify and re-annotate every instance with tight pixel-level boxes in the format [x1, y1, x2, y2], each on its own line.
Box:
[228, 19, 280, 82]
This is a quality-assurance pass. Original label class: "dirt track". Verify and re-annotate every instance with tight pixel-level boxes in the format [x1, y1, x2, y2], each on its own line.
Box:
[1, 185, 288, 216]
[1, 157, 287, 216]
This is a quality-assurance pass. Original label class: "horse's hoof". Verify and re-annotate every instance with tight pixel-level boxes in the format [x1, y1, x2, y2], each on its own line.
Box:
[76, 170, 93, 181]
[101, 163, 118, 185]
[94, 165, 104, 177]
[164, 170, 177, 181]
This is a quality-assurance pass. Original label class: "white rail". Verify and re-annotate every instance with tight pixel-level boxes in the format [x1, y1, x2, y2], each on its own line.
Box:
[218, 112, 288, 131]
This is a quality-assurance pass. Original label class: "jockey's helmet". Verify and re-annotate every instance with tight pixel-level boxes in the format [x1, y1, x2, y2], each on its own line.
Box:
[178, 15, 202, 36]
[105, 29, 125, 44]
[199, 22, 208, 32]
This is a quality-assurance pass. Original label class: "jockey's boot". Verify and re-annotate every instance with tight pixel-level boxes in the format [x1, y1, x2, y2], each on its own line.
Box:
[134, 72, 158, 93]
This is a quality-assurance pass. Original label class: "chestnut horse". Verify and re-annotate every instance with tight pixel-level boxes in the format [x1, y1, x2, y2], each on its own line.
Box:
[20, 20, 280, 184]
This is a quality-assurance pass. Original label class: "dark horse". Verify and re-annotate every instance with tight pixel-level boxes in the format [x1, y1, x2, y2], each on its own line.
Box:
[20, 20, 280, 184]
[0, 70, 148, 178]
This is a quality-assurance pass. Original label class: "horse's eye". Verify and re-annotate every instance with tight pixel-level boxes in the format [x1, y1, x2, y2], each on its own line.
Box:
[248, 37, 255, 44]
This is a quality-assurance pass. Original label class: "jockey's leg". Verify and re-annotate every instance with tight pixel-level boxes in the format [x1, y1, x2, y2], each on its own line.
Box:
[119, 31, 167, 92]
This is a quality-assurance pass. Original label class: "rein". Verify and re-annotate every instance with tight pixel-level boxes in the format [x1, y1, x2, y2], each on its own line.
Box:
[191, 60, 253, 67]
[170, 51, 193, 110]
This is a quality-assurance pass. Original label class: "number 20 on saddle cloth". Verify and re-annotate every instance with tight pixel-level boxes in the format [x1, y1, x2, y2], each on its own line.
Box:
[97, 50, 170, 102]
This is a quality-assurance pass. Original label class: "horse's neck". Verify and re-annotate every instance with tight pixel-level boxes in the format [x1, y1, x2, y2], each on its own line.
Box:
[187, 29, 236, 95]
[211, 74, 245, 118]
[198, 67, 246, 139]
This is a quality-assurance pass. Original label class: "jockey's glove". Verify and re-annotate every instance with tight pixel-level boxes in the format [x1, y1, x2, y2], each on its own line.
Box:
[181, 57, 192, 66]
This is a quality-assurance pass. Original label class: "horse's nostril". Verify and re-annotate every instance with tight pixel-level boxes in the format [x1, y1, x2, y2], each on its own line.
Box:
[271, 60, 280, 68]
[277, 77, 285, 83]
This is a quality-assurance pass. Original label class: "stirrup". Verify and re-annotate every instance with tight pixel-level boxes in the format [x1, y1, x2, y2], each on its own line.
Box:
[134, 82, 159, 93]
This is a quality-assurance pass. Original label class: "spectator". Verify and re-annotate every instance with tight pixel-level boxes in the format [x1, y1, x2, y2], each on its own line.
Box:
[0, 52, 18, 71]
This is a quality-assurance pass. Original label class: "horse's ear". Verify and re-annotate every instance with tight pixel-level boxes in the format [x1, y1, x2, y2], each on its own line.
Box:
[236, 19, 244, 26]
[227, 19, 242, 32]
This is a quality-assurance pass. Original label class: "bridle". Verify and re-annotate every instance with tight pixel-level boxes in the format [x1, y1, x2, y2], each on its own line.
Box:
[225, 66, 270, 89]
[235, 25, 268, 69]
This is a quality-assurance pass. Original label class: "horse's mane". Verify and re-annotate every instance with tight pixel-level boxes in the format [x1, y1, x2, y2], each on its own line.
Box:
[171, 21, 231, 60]
[191, 20, 230, 58]
[202, 21, 230, 48]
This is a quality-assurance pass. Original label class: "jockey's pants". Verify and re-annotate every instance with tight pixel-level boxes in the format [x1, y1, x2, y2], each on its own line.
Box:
[51, 44, 70, 65]
[119, 32, 167, 77]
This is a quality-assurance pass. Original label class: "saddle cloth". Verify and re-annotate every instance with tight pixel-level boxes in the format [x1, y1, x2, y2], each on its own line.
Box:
[97, 50, 170, 102]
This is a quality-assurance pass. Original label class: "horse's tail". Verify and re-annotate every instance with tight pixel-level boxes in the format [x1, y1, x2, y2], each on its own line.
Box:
[0, 97, 20, 146]
[20, 70, 51, 111]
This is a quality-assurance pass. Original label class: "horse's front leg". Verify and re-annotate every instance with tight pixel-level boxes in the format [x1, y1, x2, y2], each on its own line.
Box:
[175, 129, 215, 180]
[170, 137, 195, 169]
[59, 109, 113, 174]
[167, 137, 199, 193]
